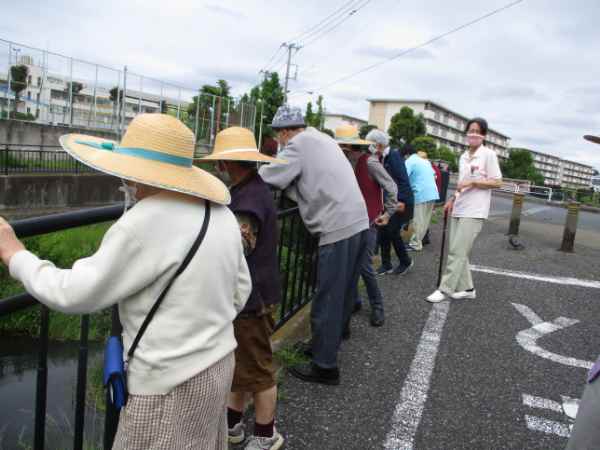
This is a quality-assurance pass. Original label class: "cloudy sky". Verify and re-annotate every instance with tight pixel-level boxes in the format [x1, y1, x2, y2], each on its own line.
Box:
[3, 0, 600, 170]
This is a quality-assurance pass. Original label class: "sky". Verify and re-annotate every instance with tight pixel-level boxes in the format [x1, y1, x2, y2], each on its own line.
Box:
[2, 0, 600, 170]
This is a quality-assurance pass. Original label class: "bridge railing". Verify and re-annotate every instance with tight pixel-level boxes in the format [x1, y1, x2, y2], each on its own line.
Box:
[0, 202, 317, 450]
[1, 143, 95, 174]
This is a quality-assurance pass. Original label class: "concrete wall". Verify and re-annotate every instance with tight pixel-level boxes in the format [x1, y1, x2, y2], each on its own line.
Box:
[0, 120, 118, 147]
[0, 174, 121, 210]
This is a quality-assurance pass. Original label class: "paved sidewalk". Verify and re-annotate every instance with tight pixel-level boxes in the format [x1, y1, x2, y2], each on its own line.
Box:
[269, 204, 600, 449]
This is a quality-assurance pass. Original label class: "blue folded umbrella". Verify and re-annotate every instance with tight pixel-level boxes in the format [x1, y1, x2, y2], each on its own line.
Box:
[103, 336, 128, 409]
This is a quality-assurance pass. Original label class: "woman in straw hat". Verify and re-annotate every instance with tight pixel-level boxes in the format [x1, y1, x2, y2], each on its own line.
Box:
[0, 114, 252, 450]
[202, 127, 285, 450]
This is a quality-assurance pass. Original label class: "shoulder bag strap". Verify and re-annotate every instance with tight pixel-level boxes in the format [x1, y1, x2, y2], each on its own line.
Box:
[126, 200, 211, 363]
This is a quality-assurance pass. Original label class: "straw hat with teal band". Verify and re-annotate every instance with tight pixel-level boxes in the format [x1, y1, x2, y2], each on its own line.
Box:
[201, 126, 287, 164]
[335, 124, 373, 146]
[59, 113, 230, 204]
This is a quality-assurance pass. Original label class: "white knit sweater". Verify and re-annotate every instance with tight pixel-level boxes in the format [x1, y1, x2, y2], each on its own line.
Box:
[10, 191, 251, 395]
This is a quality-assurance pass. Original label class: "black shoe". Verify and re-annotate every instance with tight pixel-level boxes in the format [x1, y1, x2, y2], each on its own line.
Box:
[393, 259, 414, 275]
[422, 231, 431, 246]
[342, 324, 351, 340]
[289, 362, 340, 386]
[370, 309, 385, 327]
[294, 340, 313, 358]
[353, 301, 362, 314]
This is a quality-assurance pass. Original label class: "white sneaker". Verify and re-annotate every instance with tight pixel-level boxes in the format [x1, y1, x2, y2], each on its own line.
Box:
[451, 290, 477, 300]
[426, 290, 447, 303]
[228, 421, 246, 445]
[244, 430, 285, 450]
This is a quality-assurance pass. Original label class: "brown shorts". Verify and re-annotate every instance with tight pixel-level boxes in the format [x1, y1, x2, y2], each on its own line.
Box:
[231, 308, 277, 393]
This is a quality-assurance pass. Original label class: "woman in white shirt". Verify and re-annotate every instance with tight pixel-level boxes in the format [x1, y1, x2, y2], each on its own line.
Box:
[0, 114, 251, 450]
[427, 118, 503, 303]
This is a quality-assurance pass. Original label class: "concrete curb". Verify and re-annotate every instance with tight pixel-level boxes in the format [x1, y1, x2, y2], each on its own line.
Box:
[271, 302, 312, 352]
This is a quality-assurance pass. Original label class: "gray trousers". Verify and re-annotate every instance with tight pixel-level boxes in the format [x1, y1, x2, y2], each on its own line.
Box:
[567, 371, 600, 450]
[439, 217, 483, 294]
[409, 201, 435, 250]
[352, 227, 384, 313]
[311, 230, 367, 369]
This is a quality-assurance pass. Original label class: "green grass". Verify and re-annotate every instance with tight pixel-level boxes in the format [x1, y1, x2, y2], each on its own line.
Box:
[0, 223, 113, 341]
[273, 345, 309, 368]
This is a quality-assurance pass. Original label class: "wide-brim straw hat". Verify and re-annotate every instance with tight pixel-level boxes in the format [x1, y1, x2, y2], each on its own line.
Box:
[335, 124, 372, 147]
[584, 135, 600, 145]
[59, 113, 230, 205]
[201, 126, 286, 164]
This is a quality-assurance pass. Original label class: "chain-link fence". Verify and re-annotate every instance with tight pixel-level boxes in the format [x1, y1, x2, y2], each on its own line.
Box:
[0, 38, 257, 154]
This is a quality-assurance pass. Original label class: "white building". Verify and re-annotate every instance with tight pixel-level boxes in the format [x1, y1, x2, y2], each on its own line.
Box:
[367, 98, 511, 158]
[519, 148, 594, 189]
[323, 113, 367, 132]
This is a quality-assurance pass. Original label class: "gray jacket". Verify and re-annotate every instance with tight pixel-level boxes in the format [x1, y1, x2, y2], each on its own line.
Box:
[259, 127, 368, 246]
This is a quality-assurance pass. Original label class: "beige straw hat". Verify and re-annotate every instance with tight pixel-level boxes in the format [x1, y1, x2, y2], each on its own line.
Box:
[335, 124, 372, 147]
[59, 113, 230, 204]
[201, 126, 286, 164]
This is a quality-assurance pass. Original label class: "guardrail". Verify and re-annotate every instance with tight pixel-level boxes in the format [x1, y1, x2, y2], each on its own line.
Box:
[0, 201, 317, 449]
[1, 144, 94, 174]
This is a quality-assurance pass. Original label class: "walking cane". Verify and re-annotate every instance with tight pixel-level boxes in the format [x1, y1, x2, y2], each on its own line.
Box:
[436, 208, 449, 288]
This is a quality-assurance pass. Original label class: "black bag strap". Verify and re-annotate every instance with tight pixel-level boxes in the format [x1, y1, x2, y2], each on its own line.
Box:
[126, 201, 211, 363]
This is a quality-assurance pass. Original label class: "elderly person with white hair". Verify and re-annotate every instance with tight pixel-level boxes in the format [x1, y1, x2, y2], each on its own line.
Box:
[0, 114, 251, 450]
[365, 129, 415, 275]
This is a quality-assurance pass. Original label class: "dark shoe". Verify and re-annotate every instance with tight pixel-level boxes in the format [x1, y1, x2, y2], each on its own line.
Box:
[289, 362, 340, 386]
[342, 323, 351, 340]
[422, 230, 431, 246]
[370, 309, 385, 327]
[393, 259, 414, 275]
[353, 301, 362, 314]
[293, 340, 313, 358]
[376, 264, 393, 276]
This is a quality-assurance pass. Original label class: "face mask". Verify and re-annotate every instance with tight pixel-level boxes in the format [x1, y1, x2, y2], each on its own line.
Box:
[368, 144, 378, 155]
[119, 179, 138, 212]
[466, 133, 484, 147]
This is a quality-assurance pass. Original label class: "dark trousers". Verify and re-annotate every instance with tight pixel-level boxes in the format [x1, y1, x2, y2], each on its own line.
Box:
[352, 227, 384, 312]
[380, 203, 414, 268]
[311, 230, 367, 369]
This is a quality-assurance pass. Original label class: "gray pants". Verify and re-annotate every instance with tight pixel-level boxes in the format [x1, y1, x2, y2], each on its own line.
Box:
[439, 217, 483, 294]
[409, 201, 435, 250]
[311, 230, 367, 369]
[567, 371, 600, 449]
[352, 227, 384, 313]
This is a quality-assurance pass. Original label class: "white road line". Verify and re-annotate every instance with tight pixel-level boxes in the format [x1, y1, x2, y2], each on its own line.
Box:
[524, 415, 571, 438]
[383, 302, 450, 450]
[512, 303, 594, 370]
[522, 206, 551, 217]
[522, 394, 562, 412]
[471, 265, 600, 289]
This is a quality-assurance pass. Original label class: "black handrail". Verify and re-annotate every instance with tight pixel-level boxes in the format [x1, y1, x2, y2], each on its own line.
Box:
[0, 200, 317, 450]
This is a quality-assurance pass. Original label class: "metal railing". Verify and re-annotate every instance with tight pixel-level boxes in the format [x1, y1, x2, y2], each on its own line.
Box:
[0, 37, 258, 145]
[1, 144, 95, 174]
[0, 202, 317, 449]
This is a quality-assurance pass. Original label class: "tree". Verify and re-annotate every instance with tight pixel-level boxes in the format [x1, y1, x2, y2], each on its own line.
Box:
[109, 86, 124, 128]
[411, 136, 438, 159]
[359, 124, 377, 139]
[242, 72, 285, 141]
[66, 81, 84, 125]
[387, 106, 426, 147]
[322, 128, 334, 138]
[501, 148, 545, 186]
[438, 145, 458, 172]
[9, 65, 28, 117]
[314, 95, 325, 129]
[305, 101, 315, 127]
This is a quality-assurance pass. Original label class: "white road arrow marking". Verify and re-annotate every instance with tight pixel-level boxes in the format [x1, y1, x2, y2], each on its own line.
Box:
[512, 303, 594, 370]
[521, 393, 579, 438]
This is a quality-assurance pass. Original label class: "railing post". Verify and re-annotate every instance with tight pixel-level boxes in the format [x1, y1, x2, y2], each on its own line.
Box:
[73, 315, 90, 450]
[33, 305, 50, 450]
[507, 192, 525, 236]
[3, 144, 8, 175]
[103, 305, 122, 450]
[559, 201, 580, 253]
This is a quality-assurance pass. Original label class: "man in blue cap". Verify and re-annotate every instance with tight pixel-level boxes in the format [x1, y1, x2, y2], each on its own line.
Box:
[259, 105, 369, 386]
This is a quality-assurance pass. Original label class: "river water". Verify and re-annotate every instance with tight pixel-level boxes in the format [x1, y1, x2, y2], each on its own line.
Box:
[0, 337, 105, 450]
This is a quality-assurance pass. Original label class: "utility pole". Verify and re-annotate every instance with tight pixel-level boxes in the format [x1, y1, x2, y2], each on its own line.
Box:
[283, 43, 300, 103]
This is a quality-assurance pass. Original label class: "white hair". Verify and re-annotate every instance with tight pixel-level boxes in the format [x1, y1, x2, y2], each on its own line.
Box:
[366, 129, 389, 147]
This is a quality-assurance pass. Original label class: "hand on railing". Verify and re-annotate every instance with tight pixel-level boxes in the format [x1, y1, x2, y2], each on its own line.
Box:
[0, 217, 25, 266]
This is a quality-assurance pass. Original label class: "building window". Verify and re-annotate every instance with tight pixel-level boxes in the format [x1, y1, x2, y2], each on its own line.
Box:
[36, 93, 40, 103]
[434, 111, 440, 120]
[27, 91, 31, 100]
[27, 75, 32, 85]
[37, 77, 42, 86]
[35, 108, 39, 118]
[27, 107, 31, 114]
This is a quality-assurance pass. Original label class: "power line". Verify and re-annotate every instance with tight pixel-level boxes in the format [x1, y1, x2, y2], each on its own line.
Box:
[289, 0, 362, 44]
[260, 44, 285, 73]
[295, 0, 525, 95]
[299, 0, 373, 50]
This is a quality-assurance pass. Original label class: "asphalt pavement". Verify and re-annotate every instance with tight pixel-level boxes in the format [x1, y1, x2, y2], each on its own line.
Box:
[271, 192, 600, 449]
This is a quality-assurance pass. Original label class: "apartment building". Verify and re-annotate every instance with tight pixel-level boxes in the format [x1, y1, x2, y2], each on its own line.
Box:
[522, 148, 594, 189]
[323, 113, 367, 131]
[367, 98, 511, 159]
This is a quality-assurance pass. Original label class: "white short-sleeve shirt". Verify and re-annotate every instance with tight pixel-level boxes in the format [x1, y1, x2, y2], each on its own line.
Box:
[452, 145, 502, 219]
